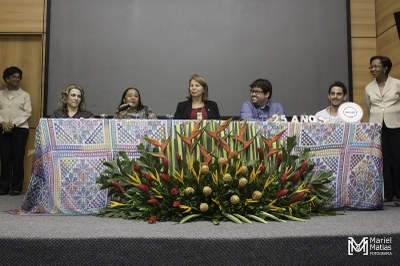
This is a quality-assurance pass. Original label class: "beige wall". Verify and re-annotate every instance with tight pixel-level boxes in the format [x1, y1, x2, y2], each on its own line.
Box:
[1, 0, 400, 190]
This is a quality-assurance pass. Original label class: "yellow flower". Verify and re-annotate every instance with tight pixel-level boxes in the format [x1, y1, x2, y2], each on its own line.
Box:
[179, 204, 192, 214]
[109, 201, 126, 208]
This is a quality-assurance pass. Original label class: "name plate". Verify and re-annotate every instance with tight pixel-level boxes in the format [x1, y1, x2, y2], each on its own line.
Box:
[338, 102, 363, 123]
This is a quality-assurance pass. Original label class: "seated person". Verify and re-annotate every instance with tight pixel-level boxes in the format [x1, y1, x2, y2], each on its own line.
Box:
[116, 87, 157, 119]
[174, 74, 220, 120]
[315, 81, 347, 123]
[240, 79, 284, 120]
[50, 84, 93, 118]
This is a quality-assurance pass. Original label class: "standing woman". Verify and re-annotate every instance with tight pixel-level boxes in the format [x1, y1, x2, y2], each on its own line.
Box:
[116, 87, 157, 119]
[50, 83, 93, 118]
[365, 55, 400, 202]
[174, 74, 220, 119]
[0, 66, 32, 195]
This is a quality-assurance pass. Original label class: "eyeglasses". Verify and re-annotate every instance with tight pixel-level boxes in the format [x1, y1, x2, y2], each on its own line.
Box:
[249, 89, 264, 95]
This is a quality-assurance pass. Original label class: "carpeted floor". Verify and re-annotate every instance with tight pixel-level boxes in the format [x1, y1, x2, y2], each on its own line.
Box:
[1, 195, 399, 265]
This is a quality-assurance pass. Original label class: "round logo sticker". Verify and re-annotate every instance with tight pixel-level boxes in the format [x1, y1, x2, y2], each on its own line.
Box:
[338, 102, 363, 123]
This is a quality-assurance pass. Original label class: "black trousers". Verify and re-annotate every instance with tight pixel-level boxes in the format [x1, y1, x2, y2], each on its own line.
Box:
[0, 127, 29, 192]
[381, 122, 400, 198]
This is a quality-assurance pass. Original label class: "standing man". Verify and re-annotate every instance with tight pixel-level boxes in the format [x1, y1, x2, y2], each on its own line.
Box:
[239, 78, 285, 121]
[0, 66, 32, 195]
[315, 81, 348, 123]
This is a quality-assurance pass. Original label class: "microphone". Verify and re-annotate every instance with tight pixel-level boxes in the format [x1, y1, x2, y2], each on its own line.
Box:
[116, 103, 134, 113]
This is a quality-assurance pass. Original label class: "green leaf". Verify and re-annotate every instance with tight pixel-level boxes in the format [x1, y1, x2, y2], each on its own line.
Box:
[259, 211, 286, 222]
[279, 213, 306, 222]
[246, 214, 268, 224]
[222, 212, 243, 224]
[179, 213, 202, 224]
[232, 213, 253, 224]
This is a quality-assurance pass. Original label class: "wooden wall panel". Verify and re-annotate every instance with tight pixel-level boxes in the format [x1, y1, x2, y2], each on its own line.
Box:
[350, 0, 376, 37]
[0, 0, 45, 33]
[0, 35, 44, 127]
[377, 27, 400, 79]
[351, 38, 376, 121]
[376, 0, 400, 36]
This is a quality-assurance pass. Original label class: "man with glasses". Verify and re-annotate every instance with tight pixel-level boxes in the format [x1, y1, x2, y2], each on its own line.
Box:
[239, 78, 285, 120]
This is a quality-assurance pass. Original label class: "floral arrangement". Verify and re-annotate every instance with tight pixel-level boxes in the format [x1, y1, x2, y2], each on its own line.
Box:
[96, 119, 334, 224]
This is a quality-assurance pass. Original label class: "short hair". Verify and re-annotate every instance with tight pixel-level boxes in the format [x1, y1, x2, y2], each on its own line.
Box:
[3, 66, 23, 82]
[187, 74, 209, 101]
[370, 55, 392, 75]
[58, 83, 87, 111]
[328, 81, 347, 95]
[249, 79, 272, 99]
[119, 87, 144, 111]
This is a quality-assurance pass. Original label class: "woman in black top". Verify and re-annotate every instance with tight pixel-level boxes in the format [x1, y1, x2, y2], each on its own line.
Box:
[174, 74, 220, 120]
[50, 83, 93, 118]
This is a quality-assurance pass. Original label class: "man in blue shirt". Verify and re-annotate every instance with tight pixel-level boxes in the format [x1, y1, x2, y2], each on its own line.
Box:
[240, 79, 285, 120]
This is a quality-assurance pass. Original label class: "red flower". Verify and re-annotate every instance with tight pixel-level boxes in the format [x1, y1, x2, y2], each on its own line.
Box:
[258, 165, 266, 173]
[173, 201, 181, 207]
[160, 173, 170, 185]
[292, 171, 302, 184]
[133, 165, 141, 172]
[176, 153, 182, 168]
[279, 171, 288, 185]
[289, 192, 306, 204]
[138, 184, 151, 195]
[275, 189, 289, 198]
[148, 197, 161, 206]
[143, 173, 153, 185]
[257, 148, 264, 162]
[163, 157, 169, 173]
[170, 187, 179, 196]
[299, 160, 308, 173]
[111, 181, 126, 194]
[307, 184, 313, 190]
[148, 216, 157, 224]
[276, 154, 284, 170]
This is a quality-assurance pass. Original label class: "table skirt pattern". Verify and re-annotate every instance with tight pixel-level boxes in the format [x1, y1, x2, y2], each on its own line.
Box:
[20, 119, 383, 215]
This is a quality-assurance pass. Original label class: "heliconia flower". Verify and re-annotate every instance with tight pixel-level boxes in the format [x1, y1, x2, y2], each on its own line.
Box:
[145, 136, 170, 157]
[216, 118, 232, 133]
[148, 197, 161, 206]
[218, 137, 231, 153]
[170, 187, 179, 196]
[191, 120, 204, 138]
[257, 148, 264, 162]
[275, 189, 289, 198]
[292, 171, 302, 184]
[279, 171, 289, 185]
[261, 130, 286, 148]
[299, 160, 308, 173]
[199, 144, 213, 165]
[289, 192, 306, 204]
[230, 121, 247, 144]
[230, 195, 240, 205]
[267, 148, 282, 158]
[276, 154, 284, 169]
[173, 201, 181, 207]
[159, 173, 170, 185]
[111, 181, 126, 194]
[176, 153, 182, 168]
[178, 133, 194, 152]
[200, 203, 209, 212]
[133, 165, 141, 172]
[227, 150, 240, 161]
[163, 157, 169, 173]
[148, 216, 157, 224]
[138, 184, 151, 195]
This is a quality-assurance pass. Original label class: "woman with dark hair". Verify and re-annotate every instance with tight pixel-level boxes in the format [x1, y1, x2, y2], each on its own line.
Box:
[365, 55, 400, 202]
[173, 74, 220, 119]
[116, 87, 156, 119]
[0, 66, 32, 195]
[50, 83, 93, 118]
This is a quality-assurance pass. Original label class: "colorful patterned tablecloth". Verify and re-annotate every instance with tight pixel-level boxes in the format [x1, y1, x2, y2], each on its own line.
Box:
[20, 119, 383, 214]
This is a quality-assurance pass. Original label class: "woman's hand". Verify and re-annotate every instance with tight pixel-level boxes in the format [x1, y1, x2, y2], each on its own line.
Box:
[1, 121, 14, 133]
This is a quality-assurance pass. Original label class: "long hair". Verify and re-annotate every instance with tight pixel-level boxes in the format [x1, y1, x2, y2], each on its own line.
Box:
[58, 83, 87, 111]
